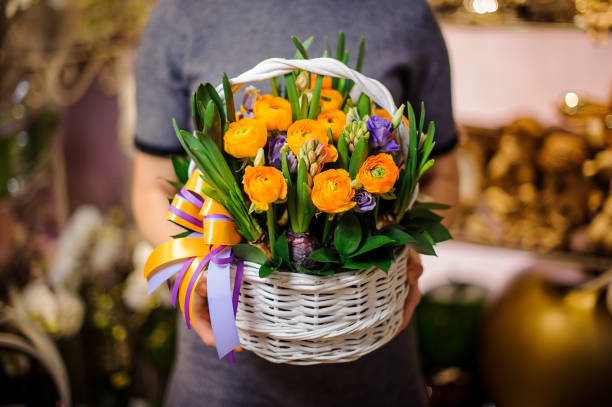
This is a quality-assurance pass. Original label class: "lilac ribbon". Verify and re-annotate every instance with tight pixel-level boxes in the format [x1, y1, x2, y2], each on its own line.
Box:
[227, 259, 244, 364]
[180, 187, 203, 206]
[207, 248, 241, 359]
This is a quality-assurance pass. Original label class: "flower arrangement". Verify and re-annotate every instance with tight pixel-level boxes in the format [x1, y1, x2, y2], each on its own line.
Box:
[145, 34, 451, 361]
[170, 36, 449, 276]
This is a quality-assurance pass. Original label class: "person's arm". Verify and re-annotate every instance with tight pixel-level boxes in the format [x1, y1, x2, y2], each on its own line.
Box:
[131, 151, 182, 247]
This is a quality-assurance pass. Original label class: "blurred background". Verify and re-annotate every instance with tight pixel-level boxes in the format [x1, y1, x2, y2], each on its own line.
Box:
[0, 0, 611, 406]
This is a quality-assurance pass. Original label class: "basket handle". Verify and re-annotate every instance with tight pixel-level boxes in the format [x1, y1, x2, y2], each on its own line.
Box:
[214, 57, 409, 156]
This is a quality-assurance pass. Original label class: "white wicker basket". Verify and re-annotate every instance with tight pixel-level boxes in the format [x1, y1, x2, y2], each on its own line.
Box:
[233, 249, 409, 365]
[211, 58, 413, 364]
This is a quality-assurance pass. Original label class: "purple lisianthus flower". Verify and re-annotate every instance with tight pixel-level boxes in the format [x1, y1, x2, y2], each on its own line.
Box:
[367, 116, 399, 153]
[268, 135, 298, 173]
[353, 189, 376, 213]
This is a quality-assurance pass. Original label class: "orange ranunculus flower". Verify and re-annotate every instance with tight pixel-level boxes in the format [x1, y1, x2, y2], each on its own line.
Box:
[243, 166, 287, 211]
[317, 109, 347, 142]
[322, 144, 338, 164]
[319, 89, 343, 112]
[357, 153, 400, 194]
[311, 169, 356, 214]
[286, 119, 329, 156]
[374, 108, 409, 127]
[224, 117, 268, 159]
[310, 74, 333, 89]
[253, 95, 293, 131]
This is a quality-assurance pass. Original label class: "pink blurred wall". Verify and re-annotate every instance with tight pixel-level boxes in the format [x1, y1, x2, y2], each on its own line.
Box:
[443, 25, 612, 127]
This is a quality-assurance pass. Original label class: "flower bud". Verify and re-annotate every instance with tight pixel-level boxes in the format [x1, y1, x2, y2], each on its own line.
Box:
[343, 120, 369, 153]
[242, 86, 260, 111]
[391, 104, 405, 130]
[295, 71, 309, 91]
[254, 147, 265, 166]
[346, 107, 360, 124]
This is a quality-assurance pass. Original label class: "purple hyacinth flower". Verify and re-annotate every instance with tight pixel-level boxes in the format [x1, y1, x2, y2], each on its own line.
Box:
[353, 189, 376, 213]
[367, 116, 399, 153]
[268, 135, 298, 173]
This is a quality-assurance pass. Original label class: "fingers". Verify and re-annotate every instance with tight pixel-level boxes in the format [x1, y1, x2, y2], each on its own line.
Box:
[406, 250, 423, 285]
[190, 277, 243, 353]
[195, 275, 207, 297]
[397, 284, 423, 333]
[395, 250, 424, 335]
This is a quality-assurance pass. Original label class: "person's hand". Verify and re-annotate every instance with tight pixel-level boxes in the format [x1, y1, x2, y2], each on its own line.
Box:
[191, 276, 242, 351]
[397, 250, 423, 333]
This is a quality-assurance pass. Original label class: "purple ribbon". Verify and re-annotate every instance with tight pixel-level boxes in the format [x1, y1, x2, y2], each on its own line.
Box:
[227, 259, 244, 364]
[168, 205, 203, 229]
[180, 187, 203, 206]
[207, 248, 241, 359]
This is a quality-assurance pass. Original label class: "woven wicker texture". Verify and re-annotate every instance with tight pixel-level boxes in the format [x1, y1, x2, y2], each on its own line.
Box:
[231, 249, 409, 365]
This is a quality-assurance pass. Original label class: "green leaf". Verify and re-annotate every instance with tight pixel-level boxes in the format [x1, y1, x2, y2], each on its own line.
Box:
[308, 74, 324, 119]
[334, 212, 361, 256]
[356, 93, 370, 118]
[291, 36, 310, 59]
[296, 264, 335, 276]
[270, 77, 280, 97]
[405, 207, 444, 223]
[285, 72, 300, 122]
[202, 100, 223, 149]
[343, 258, 391, 273]
[222, 73, 236, 123]
[280, 150, 293, 186]
[274, 232, 291, 266]
[418, 159, 434, 178]
[171, 155, 190, 184]
[427, 222, 452, 243]
[408, 231, 437, 256]
[337, 51, 350, 95]
[368, 257, 392, 273]
[349, 137, 368, 179]
[413, 201, 452, 210]
[300, 93, 309, 120]
[332, 31, 345, 89]
[171, 230, 192, 239]
[259, 264, 274, 278]
[166, 180, 182, 191]
[336, 31, 345, 61]
[204, 83, 226, 128]
[355, 36, 365, 72]
[381, 226, 417, 245]
[342, 262, 373, 270]
[297, 181, 314, 233]
[351, 235, 395, 257]
[233, 244, 268, 265]
[192, 84, 209, 131]
[308, 247, 340, 263]
[293, 35, 314, 59]
[337, 132, 349, 170]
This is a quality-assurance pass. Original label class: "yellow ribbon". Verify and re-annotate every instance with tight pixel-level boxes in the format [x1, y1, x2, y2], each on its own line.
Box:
[144, 170, 242, 327]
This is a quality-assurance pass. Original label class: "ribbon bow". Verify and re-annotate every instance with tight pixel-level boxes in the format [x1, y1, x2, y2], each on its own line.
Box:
[144, 170, 244, 361]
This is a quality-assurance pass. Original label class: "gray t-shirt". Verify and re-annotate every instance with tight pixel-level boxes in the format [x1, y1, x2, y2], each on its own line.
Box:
[136, 0, 455, 405]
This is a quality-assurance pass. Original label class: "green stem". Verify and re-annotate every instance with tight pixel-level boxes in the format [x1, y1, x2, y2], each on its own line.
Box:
[373, 196, 380, 233]
[322, 214, 334, 245]
[267, 204, 276, 255]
